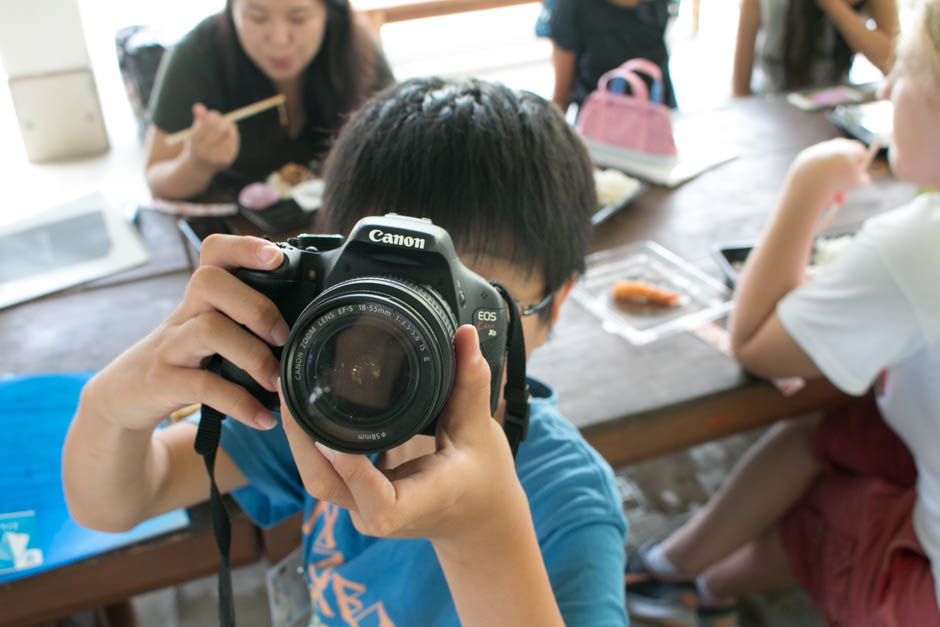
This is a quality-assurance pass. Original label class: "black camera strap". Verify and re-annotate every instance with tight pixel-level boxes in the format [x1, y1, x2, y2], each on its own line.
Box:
[194, 355, 236, 627]
[491, 282, 531, 457]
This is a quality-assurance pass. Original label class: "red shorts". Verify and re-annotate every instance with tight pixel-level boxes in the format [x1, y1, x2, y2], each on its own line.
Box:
[779, 395, 940, 626]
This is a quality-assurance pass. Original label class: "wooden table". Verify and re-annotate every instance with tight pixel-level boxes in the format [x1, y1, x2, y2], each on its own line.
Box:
[527, 94, 916, 467]
[0, 502, 261, 627]
[0, 94, 916, 624]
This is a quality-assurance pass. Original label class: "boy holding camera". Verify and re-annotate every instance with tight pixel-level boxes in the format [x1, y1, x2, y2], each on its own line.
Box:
[63, 77, 628, 626]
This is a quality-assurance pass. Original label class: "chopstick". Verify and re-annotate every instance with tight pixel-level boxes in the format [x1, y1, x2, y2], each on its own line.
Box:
[165, 93, 287, 146]
[814, 137, 886, 235]
[169, 403, 201, 422]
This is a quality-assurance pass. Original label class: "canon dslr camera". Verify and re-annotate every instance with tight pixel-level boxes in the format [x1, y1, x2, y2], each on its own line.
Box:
[223, 214, 509, 453]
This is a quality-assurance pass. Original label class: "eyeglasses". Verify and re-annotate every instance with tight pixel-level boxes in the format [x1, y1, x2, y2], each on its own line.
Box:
[516, 291, 554, 317]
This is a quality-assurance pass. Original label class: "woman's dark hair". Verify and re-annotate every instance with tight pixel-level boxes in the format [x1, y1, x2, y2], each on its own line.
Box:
[216, 0, 376, 141]
[784, 0, 856, 88]
[321, 77, 596, 312]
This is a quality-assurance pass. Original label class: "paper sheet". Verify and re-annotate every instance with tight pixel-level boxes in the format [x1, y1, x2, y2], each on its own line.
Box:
[0, 372, 189, 584]
[0, 192, 150, 309]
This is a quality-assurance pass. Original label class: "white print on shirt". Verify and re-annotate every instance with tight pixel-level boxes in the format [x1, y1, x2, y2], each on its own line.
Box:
[304, 502, 395, 627]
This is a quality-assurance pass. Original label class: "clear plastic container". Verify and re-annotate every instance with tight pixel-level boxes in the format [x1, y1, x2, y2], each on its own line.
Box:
[571, 240, 733, 345]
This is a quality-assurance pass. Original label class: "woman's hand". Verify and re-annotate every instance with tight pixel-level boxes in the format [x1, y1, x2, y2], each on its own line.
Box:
[84, 234, 288, 434]
[279, 325, 527, 543]
[790, 138, 873, 200]
[183, 103, 240, 173]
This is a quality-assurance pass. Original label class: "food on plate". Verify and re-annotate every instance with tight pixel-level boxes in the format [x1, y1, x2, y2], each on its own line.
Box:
[594, 168, 642, 207]
[728, 234, 855, 274]
[810, 234, 854, 268]
[291, 178, 325, 212]
[238, 182, 281, 211]
[266, 162, 316, 197]
[612, 280, 681, 307]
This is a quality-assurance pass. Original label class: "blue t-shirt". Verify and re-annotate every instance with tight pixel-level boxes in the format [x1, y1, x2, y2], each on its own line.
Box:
[219, 377, 628, 626]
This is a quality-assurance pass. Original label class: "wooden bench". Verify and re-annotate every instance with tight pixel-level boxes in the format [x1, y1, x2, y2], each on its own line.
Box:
[352, 0, 540, 39]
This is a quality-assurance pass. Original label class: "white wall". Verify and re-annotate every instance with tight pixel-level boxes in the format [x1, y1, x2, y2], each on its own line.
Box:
[0, 0, 91, 77]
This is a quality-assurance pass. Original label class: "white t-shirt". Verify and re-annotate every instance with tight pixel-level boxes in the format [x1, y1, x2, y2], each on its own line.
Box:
[778, 192, 940, 605]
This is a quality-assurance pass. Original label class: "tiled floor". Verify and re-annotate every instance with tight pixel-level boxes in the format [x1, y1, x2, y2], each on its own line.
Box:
[620, 432, 824, 627]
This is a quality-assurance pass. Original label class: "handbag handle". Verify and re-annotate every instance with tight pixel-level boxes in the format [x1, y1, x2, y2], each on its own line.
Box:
[619, 58, 663, 82]
[620, 58, 666, 104]
[595, 66, 649, 102]
[597, 58, 668, 104]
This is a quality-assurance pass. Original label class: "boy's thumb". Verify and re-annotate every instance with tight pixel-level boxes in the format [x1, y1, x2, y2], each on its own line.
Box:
[440, 326, 493, 434]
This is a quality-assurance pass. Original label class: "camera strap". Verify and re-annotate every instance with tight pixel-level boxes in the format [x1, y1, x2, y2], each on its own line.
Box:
[194, 355, 236, 627]
[491, 282, 531, 457]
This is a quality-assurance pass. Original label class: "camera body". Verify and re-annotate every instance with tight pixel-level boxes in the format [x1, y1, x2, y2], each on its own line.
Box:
[224, 214, 509, 453]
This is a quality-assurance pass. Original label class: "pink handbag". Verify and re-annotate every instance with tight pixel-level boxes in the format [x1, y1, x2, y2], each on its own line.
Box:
[576, 58, 677, 157]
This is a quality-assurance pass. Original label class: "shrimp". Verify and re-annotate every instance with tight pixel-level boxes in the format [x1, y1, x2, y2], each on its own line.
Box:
[612, 280, 681, 307]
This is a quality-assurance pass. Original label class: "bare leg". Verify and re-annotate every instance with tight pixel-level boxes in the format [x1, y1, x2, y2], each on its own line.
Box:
[701, 525, 797, 601]
[658, 414, 822, 577]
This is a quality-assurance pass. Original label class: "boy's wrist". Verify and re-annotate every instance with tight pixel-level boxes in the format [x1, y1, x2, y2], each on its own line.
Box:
[431, 481, 532, 559]
[79, 371, 160, 436]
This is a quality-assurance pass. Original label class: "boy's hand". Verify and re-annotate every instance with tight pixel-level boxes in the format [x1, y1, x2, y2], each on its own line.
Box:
[86, 234, 287, 433]
[279, 325, 527, 542]
[184, 103, 240, 173]
[790, 138, 873, 199]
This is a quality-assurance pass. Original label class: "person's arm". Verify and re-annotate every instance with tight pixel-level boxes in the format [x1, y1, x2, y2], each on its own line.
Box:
[732, 0, 761, 97]
[278, 326, 564, 627]
[433, 487, 563, 627]
[145, 103, 241, 200]
[730, 138, 873, 378]
[551, 43, 577, 112]
[818, 0, 898, 74]
[62, 235, 288, 531]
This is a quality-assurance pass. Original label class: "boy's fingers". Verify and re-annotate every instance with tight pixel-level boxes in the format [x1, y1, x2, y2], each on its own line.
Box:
[329, 448, 454, 538]
[167, 310, 281, 393]
[165, 368, 276, 431]
[278, 386, 356, 509]
[437, 326, 494, 440]
[324, 448, 399, 520]
[199, 234, 283, 271]
[174, 264, 288, 348]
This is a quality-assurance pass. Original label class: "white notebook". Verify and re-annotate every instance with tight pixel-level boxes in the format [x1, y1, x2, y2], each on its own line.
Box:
[582, 138, 738, 188]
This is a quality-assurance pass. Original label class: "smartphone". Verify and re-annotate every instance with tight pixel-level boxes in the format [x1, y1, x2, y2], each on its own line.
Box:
[238, 199, 313, 235]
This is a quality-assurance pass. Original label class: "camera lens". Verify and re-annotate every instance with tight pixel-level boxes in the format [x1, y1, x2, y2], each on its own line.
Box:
[281, 277, 457, 453]
[310, 316, 415, 423]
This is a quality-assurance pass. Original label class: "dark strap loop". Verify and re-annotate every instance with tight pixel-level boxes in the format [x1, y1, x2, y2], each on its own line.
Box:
[194, 355, 235, 627]
[490, 281, 531, 457]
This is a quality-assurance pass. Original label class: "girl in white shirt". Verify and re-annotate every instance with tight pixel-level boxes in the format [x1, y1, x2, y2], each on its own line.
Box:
[627, 2, 940, 625]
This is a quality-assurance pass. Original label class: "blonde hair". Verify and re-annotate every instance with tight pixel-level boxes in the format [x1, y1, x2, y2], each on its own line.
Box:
[903, 0, 940, 92]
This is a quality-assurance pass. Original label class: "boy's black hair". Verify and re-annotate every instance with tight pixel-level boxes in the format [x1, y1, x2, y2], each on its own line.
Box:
[322, 77, 597, 315]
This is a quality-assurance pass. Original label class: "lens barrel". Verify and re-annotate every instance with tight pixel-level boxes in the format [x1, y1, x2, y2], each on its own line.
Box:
[281, 277, 457, 453]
